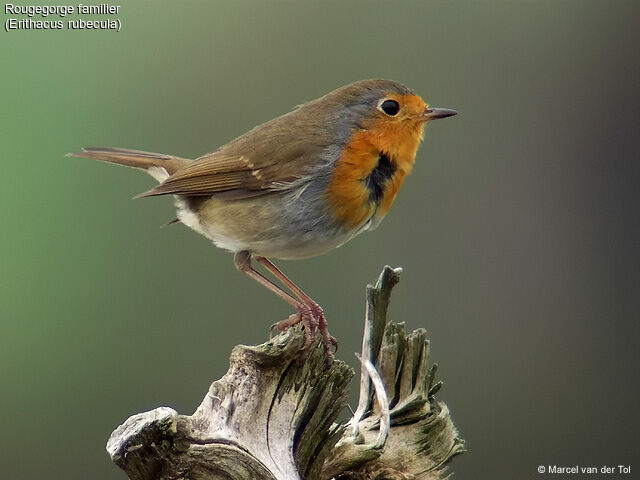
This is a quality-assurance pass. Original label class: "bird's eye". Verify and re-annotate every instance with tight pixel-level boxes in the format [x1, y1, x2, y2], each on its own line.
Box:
[380, 99, 400, 116]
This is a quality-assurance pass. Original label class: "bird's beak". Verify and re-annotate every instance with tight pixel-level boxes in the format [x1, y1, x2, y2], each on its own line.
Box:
[421, 106, 458, 121]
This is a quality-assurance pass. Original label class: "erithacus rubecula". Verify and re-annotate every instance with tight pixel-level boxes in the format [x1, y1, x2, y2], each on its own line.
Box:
[70, 79, 456, 361]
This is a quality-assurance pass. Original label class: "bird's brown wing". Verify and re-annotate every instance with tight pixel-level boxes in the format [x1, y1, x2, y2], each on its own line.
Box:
[138, 105, 333, 199]
[138, 153, 263, 197]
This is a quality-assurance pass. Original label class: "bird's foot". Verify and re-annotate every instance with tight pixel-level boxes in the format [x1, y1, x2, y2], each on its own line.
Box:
[302, 303, 337, 365]
[270, 313, 303, 339]
[269, 304, 337, 364]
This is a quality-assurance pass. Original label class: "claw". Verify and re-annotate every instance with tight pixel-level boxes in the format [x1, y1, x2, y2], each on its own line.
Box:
[268, 322, 283, 339]
[306, 303, 336, 365]
[328, 335, 339, 353]
[270, 302, 336, 365]
[270, 313, 302, 338]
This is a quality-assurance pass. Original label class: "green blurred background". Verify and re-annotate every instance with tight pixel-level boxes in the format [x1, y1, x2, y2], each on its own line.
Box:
[2, 1, 638, 478]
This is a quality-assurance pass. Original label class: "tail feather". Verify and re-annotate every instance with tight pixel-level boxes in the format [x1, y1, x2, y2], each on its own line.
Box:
[67, 147, 191, 180]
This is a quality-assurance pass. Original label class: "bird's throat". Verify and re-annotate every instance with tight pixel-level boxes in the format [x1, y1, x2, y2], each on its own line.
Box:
[326, 128, 419, 229]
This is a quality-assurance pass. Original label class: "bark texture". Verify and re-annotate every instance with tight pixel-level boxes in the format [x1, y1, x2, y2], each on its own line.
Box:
[107, 266, 464, 480]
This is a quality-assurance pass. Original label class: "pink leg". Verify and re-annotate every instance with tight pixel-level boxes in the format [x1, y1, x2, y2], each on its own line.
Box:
[234, 251, 319, 354]
[255, 256, 337, 360]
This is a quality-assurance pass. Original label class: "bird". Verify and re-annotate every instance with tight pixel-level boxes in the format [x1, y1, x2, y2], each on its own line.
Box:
[69, 79, 456, 362]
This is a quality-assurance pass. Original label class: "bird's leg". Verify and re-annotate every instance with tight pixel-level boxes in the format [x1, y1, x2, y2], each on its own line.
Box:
[234, 251, 317, 353]
[255, 256, 337, 361]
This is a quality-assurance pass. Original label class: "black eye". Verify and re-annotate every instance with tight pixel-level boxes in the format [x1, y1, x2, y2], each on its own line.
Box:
[380, 99, 400, 116]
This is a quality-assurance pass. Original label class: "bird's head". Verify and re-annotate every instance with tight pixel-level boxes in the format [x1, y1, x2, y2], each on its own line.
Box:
[319, 80, 457, 229]
[323, 79, 456, 163]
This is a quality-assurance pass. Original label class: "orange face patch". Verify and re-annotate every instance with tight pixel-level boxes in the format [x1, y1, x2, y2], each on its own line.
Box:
[326, 94, 427, 228]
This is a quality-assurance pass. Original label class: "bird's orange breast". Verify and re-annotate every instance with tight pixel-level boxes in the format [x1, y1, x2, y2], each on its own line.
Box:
[326, 115, 424, 229]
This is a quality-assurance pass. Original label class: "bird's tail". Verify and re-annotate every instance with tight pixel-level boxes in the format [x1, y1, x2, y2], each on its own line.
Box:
[67, 147, 191, 183]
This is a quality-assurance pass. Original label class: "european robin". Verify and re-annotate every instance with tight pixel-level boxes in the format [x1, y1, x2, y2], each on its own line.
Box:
[69, 79, 456, 361]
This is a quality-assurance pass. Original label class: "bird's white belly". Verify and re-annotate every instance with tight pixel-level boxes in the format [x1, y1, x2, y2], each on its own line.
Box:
[174, 195, 365, 260]
[202, 220, 355, 260]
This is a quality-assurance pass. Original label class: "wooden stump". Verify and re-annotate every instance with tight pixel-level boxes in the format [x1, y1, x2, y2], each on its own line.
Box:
[107, 267, 465, 479]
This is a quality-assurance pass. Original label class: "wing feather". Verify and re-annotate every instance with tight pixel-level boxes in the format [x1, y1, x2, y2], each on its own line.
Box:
[139, 99, 338, 198]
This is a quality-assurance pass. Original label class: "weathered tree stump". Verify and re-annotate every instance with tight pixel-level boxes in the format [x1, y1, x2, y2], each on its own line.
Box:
[106, 266, 464, 479]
